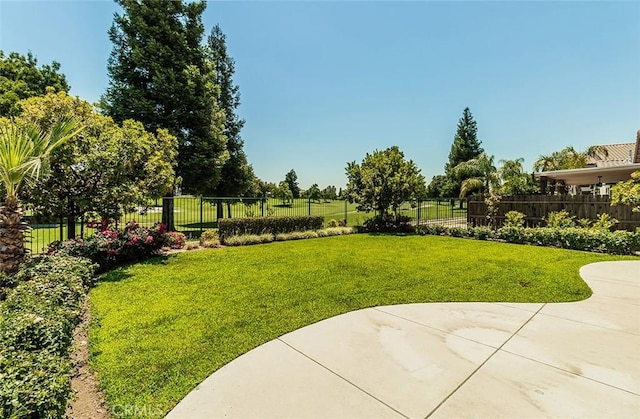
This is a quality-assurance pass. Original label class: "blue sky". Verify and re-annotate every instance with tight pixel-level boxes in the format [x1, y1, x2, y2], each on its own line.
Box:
[1, 1, 639, 190]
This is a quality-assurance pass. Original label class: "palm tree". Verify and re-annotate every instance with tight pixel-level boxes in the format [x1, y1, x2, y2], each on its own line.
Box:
[0, 118, 81, 273]
[452, 152, 500, 198]
[534, 146, 609, 172]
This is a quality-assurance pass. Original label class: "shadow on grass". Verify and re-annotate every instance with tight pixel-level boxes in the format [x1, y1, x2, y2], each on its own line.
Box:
[98, 255, 174, 283]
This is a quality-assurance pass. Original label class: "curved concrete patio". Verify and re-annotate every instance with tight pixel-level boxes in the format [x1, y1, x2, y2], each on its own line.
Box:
[167, 261, 640, 418]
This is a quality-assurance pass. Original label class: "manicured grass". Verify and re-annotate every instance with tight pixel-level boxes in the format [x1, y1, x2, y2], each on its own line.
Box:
[88, 234, 632, 417]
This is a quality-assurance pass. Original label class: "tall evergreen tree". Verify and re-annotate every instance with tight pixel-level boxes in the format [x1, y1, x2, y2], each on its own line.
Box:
[207, 24, 254, 199]
[284, 169, 300, 199]
[443, 107, 484, 197]
[102, 0, 228, 197]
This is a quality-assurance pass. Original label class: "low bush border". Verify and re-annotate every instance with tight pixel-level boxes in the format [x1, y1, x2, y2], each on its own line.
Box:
[0, 255, 96, 418]
[415, 225, 640, 255]
[218, 216, 324, 241]
[223, 227, 356, 246]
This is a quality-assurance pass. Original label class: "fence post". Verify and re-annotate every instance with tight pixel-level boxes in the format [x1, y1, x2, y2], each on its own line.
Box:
[261, 196, 265, 217]
[344, 199, 347, 225]
[200, 196, 203, 233]
[59, 215, 63, 242]
[417, 200, 421, 225]
[308, 197, 311, 216]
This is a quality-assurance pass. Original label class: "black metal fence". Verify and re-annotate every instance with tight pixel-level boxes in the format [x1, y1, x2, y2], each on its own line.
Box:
[25, 196, 468, 254]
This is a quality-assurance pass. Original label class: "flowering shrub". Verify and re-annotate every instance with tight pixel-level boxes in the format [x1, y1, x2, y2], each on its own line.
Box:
[48, 220, 173, 272]
[166, 231, 186, 249]
[363, 214, 414, 233]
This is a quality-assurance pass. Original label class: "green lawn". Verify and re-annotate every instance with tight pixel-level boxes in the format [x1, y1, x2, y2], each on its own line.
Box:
[88, 234, 632, 417]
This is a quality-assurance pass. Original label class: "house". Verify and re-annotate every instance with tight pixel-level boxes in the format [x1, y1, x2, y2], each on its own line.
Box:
[534, 131, 640, 195]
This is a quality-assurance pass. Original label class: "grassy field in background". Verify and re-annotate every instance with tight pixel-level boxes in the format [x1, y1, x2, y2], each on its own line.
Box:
[26, 198, 466, 253]
[88, 234, 628, 418]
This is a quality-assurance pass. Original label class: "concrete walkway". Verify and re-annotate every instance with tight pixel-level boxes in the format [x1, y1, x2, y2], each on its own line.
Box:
[167, 261, 640, 418]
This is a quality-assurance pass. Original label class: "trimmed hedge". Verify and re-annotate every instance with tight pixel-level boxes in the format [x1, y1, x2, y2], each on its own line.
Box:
[416, 225, 640, 255]
[0, 255, 96, 418]
[218, 216, 324, 241]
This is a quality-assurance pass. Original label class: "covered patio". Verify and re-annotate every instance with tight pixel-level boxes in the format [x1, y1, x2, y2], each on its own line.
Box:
[534, 163, 640, 196]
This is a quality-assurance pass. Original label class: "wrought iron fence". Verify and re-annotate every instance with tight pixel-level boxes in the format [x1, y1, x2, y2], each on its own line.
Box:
[25, 196, 467, 254]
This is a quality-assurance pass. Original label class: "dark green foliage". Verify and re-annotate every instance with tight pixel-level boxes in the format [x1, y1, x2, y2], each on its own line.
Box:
[0, 348, 73, 419]
[284, 169, 301, 199]
[416, 225, 640, 255]
[0, 50, 69, 116]
[345, 146, 426, 216]
[208, 24, 254, 198]
[444, 107, 484, 197]
[47, 221, 174, 272]
[445, 107, 484, 174]
[362, 215, 415, 233]
[0, 255, 95, 418]
[218, 216, 324, 240]
[103, 0, 228, 195]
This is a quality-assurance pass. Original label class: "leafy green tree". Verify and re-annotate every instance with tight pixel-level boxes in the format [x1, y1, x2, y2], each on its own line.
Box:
[103, 0, 227, 196]
[345, 146, 425, 216]
[612, 171, 640, 212]
[498, 158, 538, 196]
[276, 181, 293, 204]
[0, 116, 80, 273]
[0, 51, 69, 117]
[284, 169, 300, 198]
[18, 90, 177, 238]
[321, 185, 337, 201]
[451, 152, 499, 198]
[426, 175, 447, 198]
[306, 184, 321, 202]
[208, 24, 254, 200]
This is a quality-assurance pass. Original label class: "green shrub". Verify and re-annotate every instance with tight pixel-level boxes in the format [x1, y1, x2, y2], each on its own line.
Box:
[324, 227, 356, 236]
[224, 234, 274, 246]
[15, 255, 96, 288]
[448, 226, 471, 238]
[166, 231, 186, 249]
[544, 210, 575, 228]
[504, 211, 526, 228]
[47, 221, 169, 272]
[363, 215, 414, 233]
[496, 226, 528, 244]
[592, 213, 618, 231]
[0, 348, 73, 419]
[326, 219, 340, 228]
[416, 224, 448, 236]
[469, 226, 494, 240]
[199, 229, 221, 248]
[218, 216, 324, 240]
[0, 255, 95, 418]
[578, 218, 592, 228]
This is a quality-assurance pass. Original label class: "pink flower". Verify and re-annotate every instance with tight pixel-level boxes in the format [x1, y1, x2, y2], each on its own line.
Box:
[145, 236, 154, 244]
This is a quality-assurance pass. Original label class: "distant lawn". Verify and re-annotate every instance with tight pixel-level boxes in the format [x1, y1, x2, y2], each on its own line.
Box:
[88, 234, 625, 417]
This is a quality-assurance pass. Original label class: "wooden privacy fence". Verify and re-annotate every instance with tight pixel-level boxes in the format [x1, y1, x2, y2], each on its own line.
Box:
[467, 195, 640, 231]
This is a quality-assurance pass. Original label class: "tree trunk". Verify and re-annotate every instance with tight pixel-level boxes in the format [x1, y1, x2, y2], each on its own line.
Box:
[0, 195, 28, 274]
[216, 201, 223, 220]
[162, 194, 175, 231]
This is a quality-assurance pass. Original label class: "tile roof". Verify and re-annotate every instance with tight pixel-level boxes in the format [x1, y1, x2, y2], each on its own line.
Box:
[588, 133, 639, 167]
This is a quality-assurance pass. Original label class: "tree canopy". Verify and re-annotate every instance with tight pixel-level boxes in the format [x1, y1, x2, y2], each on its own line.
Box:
[0, 51, 69, 117]
[345, 146, 425, 216]
[533, 146, 608, 172]
[208, 24, 254, 198]
[18, 90, 177, 224]
[427, 107, 484, 198]
[284, 169, 300, 199]
[102, 0, 227, 195]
